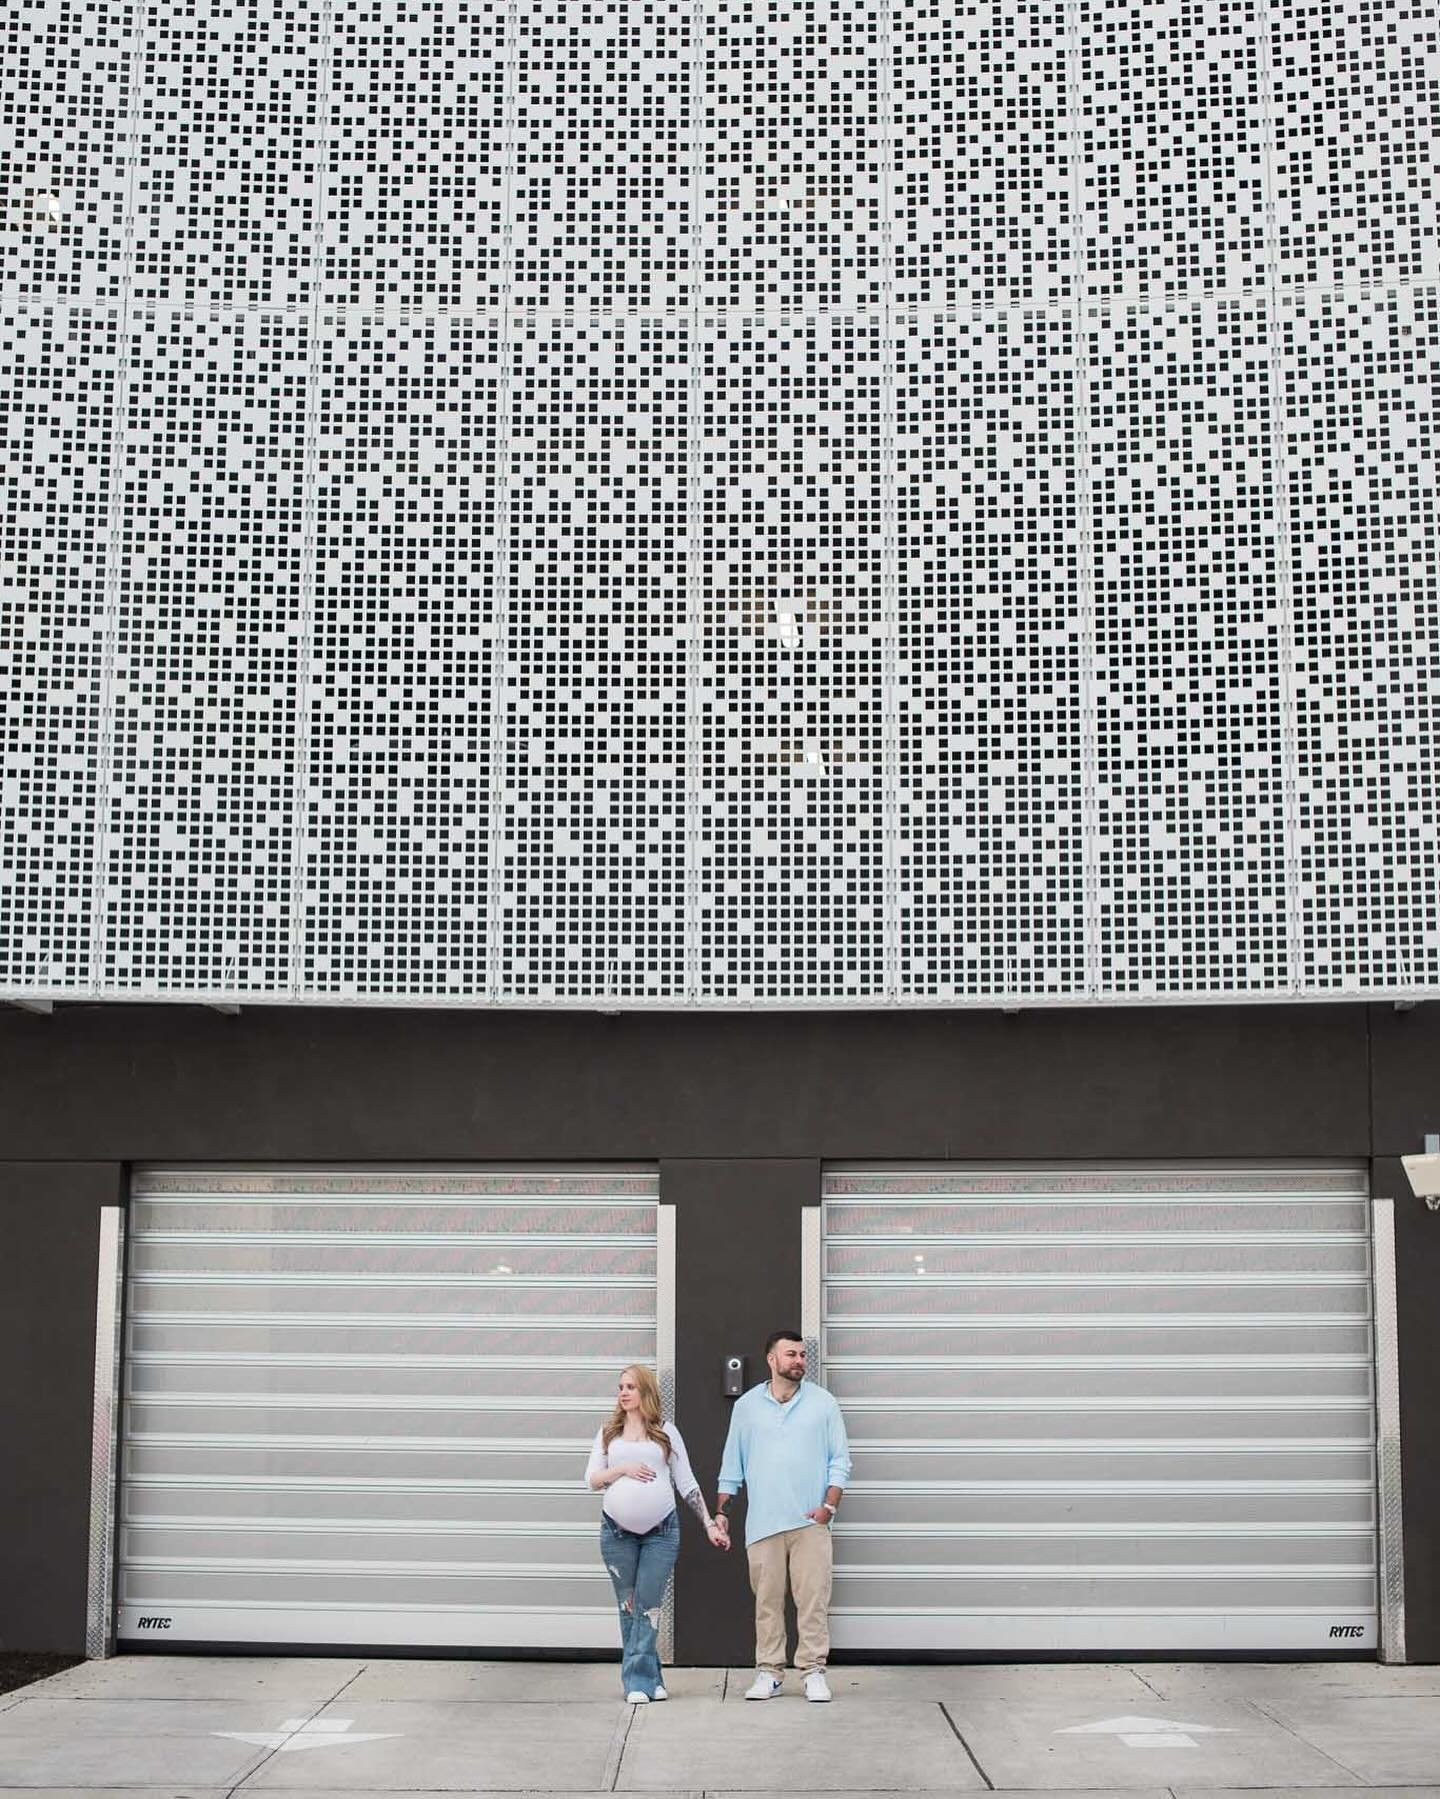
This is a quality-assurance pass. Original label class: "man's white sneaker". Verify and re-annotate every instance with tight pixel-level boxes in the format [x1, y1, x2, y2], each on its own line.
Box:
[744, 1672, 783, 1700]
[625, 1690, 651, 1704]
[652, 1684, 668, 1701]
[803, 1670, 832, 1703]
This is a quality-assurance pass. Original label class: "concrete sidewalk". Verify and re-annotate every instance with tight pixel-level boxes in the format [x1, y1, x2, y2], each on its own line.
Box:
[1, 1657, 1438, 1796]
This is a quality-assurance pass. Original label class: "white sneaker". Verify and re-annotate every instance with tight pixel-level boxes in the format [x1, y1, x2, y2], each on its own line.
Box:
[652, 1684, 668, 1701]
[803, 1669, 832, 1703]
[744, 1671, 783, 1700]
[626, 1690, 651, 1704]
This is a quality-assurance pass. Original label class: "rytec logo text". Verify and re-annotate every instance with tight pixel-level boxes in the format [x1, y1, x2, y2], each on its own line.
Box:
[135, 1616, 172, 1630]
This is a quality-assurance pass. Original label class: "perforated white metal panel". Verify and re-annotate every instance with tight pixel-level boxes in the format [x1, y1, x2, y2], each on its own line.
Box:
[0, 308, 116, 990]
[704, 0, 884, 312]
[102, 311, 307, 996]
[2, 0, 131, 304]
[894, 310, 1083, 1000]
[1282, 286, 1440, 994]
[4, 1, 1439, 1008]
[130, 0, 320, 309]
[1080, 0, 1268, 302]
[1090, 300, 1288, 996]
[516, 1, 690, 312]
[894, 0, 1069, 309]
[1272, 0, 1440, 291]
[301, 315, 501, 998]
[697, 316, 887, 1000]
[500, 319, 688, 1001]
[324, 0, 506, 312]
[821, 1166, 1379, 1652]
[117, 1167, 660, 1648]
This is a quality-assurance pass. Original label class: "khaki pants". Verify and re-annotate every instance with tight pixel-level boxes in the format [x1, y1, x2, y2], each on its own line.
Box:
[747, 1523, 833, 1675]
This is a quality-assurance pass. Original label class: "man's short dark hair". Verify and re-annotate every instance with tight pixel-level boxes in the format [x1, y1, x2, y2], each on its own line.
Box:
[765, 1329, 804, 1355]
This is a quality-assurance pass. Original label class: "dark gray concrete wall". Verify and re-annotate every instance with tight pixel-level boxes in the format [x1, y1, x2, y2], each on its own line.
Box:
[1370, 1004, 1440, 1155]
[3, 1000, 1439, 1659]
[1375, 1155, 1440, 1665]
[664, 1158, 817, 1666]
[0, 1001, 1370, 1161]
[0, 1162, 123, 1653]
[1370, 1008, 1440, 1662]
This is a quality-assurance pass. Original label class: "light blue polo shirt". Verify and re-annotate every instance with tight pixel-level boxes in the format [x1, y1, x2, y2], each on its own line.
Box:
[717, 1379, 852, 1546]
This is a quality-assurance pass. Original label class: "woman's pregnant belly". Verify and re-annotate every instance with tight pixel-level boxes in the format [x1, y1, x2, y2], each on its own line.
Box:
[604, 1473, 676, 1535]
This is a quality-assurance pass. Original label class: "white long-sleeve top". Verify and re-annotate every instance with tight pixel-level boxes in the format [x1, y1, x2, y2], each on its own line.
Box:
[585, 1419, 701, 1535]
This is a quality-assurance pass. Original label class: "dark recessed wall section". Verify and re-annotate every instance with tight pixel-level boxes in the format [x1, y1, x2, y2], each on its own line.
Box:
[665, 1159, 817, 1666]
[1375, 1155, 1440, 1665]
[1370, 1007, 1440, 1662]
[2, 1001, 1440, 1660]
[0, 1001, 1370, 1163]
[1369, 1004, 1440, 1157]
[0, 1161, 124, 1654]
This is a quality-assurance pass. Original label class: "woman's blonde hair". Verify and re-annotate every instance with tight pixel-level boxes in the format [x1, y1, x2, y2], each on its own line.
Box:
[601, 1364, 672, 1456]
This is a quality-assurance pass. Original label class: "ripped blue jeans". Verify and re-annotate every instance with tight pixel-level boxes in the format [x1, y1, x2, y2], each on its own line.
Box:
[600, 1509, 679, 1697]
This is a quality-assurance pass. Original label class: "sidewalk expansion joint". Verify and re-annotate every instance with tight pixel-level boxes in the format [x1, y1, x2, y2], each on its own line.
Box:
[1248, 1693, 1369, 1785]
[938, 1699, 994, 1790]
[603, 1697, 638, 1790]
[226, 1663, 368, 1795]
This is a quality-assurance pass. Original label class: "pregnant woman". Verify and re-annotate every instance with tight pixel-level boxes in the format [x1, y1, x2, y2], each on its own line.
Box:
[586, 1364, 728, 1702]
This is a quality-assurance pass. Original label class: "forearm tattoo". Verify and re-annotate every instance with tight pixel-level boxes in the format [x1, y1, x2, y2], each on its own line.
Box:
[683, 1487, 713, 1527]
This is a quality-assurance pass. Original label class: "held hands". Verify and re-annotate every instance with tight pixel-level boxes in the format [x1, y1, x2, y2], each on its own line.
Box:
[707, 1516, 731, 1551]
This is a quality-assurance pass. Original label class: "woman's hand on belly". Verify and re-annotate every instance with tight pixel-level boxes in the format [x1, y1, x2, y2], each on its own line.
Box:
[609, 1462, 657, 1483]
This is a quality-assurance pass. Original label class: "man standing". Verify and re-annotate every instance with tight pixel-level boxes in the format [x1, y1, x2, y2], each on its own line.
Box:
[713, 1329, 851, 1702]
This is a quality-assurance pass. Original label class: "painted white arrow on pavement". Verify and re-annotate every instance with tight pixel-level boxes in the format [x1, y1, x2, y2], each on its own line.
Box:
[214, 1717, 400, 1754]
[1055, 1714, 1234, 1749]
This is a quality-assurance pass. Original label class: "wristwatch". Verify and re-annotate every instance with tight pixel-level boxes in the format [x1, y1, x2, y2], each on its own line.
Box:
[819, 1501, 837, 1518]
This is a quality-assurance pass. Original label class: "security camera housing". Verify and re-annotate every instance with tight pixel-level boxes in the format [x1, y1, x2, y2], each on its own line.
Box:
[1400, 1151, 1440, 1209]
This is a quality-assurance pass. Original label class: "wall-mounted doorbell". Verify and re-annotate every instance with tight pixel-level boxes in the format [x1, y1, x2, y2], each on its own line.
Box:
[723, 1354, 747, 1397]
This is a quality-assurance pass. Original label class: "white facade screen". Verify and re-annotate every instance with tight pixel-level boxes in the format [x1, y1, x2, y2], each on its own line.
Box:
[821, 1165, 1378, 1653]
[117, 1167, 660, 1649]
[3, 1, 1438, 1007]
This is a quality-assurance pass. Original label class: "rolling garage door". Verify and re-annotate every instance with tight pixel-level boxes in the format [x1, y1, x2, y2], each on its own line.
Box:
[821, 1166, 1378, 1653]
[117, 1167, 664, 1648]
